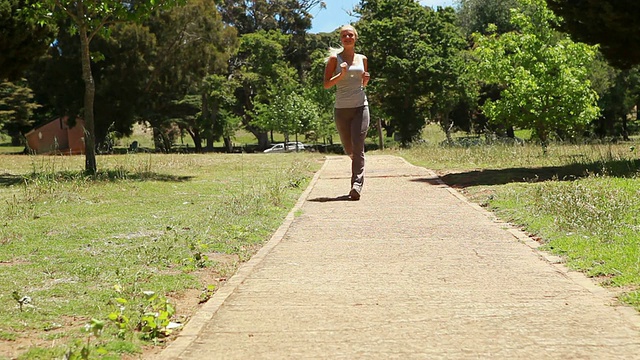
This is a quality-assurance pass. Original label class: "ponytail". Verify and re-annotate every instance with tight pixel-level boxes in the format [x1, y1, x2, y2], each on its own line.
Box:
[325, 46, 343, 63]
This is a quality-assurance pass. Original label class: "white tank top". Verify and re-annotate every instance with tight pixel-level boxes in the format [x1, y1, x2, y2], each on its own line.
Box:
[334, 53, 368, 109]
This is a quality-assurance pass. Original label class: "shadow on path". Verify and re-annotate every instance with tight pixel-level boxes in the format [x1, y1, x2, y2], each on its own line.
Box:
[308, 195, 352, 202]
[414, 159, 640, 188]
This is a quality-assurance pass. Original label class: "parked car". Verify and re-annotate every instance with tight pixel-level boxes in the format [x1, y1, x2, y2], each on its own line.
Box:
[264, 142, 305, 153]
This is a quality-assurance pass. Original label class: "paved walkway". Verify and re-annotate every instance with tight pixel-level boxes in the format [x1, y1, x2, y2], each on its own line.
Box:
[157, 155, 640, 359]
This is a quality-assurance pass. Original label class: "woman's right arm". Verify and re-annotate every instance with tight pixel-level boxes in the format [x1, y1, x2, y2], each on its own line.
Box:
[324, 56, 345, 89]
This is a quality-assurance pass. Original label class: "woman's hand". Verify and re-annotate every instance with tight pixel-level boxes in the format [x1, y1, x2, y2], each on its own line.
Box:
[340, 62, 348, 76]
[324, 57, 348, 89]
[362, 71, 370, 87]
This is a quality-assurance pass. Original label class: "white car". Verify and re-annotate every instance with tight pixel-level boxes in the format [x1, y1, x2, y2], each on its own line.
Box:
[264, 142, 305, 153]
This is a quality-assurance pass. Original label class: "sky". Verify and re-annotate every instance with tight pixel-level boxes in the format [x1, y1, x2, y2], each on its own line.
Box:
[310, 0, 456, 34]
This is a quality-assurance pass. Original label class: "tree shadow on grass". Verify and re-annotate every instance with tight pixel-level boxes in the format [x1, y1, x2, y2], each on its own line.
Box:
[0, 174, 23, 186]
[0, 171, 193, 187]
[415, 159, 640, 188]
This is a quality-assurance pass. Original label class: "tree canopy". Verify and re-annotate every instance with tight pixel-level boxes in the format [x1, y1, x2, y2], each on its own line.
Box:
[473, 0, 600, 147]
[356, 0, 467, 143]
[0, 0, 55, 80]
[456, 0, 519, 36]
[547, 0, 640, 69]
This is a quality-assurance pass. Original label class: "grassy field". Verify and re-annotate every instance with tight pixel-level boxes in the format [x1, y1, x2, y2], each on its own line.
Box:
[392, 124, 640, 311]
[0, 152, 323, 359]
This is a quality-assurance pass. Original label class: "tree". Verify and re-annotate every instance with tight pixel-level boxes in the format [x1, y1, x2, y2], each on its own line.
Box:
[203, 74, 242, 152]
[253, 86, 319, 145]
[142, 0, 237, 153]
[232, 30, 298, 149]
[218, 0, 321, 34]
[472, 0, 600, 148]
[546, 0, 640, 69]
[425, 7, 472, 143]
[25, 20, 155, 149]
[218, 1, 322, 146]
[303, 48, 339, 144]
[454, 0, 524, 138]
[217, 0, 322, 74]
[26, 22, 85, 129]
[91, 22, 158, 148]
[0, 80, 40, 145]
[33, 0, 184, 173]
[456, 0, 519, 37]
[0, 0, 55, 80]
[356, 0, 466, 144]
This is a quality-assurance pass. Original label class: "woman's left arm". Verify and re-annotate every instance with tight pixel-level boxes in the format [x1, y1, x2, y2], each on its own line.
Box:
[362, 55, 370, 87]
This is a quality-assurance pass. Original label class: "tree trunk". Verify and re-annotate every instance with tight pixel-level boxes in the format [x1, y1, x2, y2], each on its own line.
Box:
[256, 131, 268, 149]
[443, 114, 453, 145]
[377, 117, 384, 151]
[79, 25, 97, 174]
[190, 129, 202, 153]
[202, 92, 214, 151]
[223, 136, 233, 153]
[10, 134, 22, 146]
[206, 134, 214, 151]
[622, 115, 630, 141]
[153, 126, 171, 153]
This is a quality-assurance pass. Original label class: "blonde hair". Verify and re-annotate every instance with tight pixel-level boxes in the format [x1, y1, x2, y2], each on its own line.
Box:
[325, 25, 358, 62]
[340, 25, 358, 38]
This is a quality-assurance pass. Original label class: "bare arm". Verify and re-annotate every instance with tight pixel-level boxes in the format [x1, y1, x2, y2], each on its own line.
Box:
[362, 55, 370, 87]
[324, 55, 347, 89]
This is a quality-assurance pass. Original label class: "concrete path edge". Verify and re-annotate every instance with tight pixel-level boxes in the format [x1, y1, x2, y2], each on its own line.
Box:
[155, 158, 329, 360]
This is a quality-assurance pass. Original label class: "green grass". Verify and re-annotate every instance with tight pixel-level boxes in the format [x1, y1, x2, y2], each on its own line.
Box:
[0, 133, 22, 154]
[0, 146, 23, 154]
[0, 152, 322, 359]
[391, 124, 640, 311]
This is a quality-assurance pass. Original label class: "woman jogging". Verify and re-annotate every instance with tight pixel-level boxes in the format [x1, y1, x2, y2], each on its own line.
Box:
[323, 25, 370, 200]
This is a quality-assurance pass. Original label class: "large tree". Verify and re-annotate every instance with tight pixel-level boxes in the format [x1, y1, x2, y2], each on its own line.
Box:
[218, 0, 322, 147]
[143, 0, 237, 153]
[0, 0, 55, 80]
[473, 0, 600, 148]
[356, 0, 466, 144]
[92, 22, 158, 148]
[203, 74, 242, 152]
[546, 0, 640, 69]
[32, 0, 184, 173]
[232, 30, 298, 149]
[218, 0, 321, 76]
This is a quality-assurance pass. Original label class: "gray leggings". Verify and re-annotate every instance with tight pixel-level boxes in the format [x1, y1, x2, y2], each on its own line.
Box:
[334, 106, 370, 191]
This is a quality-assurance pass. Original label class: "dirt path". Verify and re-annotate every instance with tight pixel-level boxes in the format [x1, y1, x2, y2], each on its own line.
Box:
[156, 155, 640, 359]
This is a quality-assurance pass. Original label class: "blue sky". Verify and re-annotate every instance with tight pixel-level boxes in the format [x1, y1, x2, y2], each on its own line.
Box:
[310, 0, 456, 33]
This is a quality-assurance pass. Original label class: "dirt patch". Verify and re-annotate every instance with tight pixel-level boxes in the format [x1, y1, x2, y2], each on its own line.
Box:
[0, 253, 240, 359]
[0, 316, 88, 359]
[0, 260, 31, 267]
